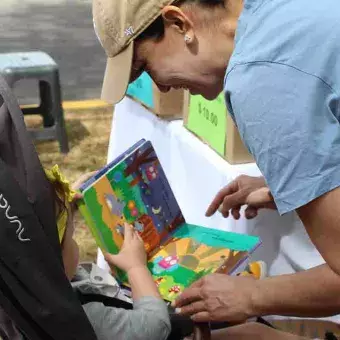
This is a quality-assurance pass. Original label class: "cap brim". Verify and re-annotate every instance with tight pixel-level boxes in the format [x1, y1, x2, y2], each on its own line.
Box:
[101, 42, 133, 104]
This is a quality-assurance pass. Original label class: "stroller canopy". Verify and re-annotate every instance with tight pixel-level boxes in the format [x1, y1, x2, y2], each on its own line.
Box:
[0, 75, 97, 340]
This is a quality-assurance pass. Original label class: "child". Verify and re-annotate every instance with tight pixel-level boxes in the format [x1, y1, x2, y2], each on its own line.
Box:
[45, 165, 171, 340]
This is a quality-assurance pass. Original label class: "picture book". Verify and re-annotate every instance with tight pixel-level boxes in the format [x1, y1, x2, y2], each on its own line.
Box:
[78, 139, 261, 302]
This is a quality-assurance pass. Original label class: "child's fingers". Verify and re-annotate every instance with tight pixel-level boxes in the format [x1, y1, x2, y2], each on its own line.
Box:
[109, 266, 118, 278]
[104, 252, 121, 268]
[131, 228, 139, 240]
[104, 252, 112, 262]
[135, 232, 143, 242]
[131, 228, 144, 244]
[134, 232, 144, 245]
[73, 192, 83, 201]
[70, 192, 84, 213]
[72, 171, 98, 191]
[123, 223, 133, 242]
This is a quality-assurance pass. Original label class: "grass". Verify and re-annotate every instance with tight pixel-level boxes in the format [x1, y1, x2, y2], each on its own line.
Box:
[25, 105, 114, 262]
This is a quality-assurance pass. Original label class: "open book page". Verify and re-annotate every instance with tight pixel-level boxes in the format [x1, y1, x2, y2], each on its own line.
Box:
[79, 139, 146, 192]
[80, 139, 261, 298]
[82, 141, 185, 257]
[147, 224, 261, 302]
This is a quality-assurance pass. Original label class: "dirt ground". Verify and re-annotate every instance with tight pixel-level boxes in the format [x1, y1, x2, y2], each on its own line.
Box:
[25, 105, 113, 262]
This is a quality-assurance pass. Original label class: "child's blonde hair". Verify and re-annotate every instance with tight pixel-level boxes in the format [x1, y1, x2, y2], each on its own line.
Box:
[45, 165, 77, 243]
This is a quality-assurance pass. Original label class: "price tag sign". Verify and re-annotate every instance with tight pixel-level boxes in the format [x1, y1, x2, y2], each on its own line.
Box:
[127, 72, 154, 108]
[187, 93, 227, 155]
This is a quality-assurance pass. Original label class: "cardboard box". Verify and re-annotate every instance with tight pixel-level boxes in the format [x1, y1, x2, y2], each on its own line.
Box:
[126, 72, 184, 120]
[183, 92, 254, 164]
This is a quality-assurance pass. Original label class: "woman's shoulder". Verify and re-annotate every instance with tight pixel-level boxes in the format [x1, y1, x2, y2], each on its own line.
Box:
[229, 0, 340, 82]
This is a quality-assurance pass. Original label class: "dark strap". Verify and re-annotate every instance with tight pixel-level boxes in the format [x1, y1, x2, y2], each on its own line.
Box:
[0, 75, 61, 255]
[0, 77, 98, 340]
[76, 290, 133, 310]
[0, 306, 23, 340]
[325, 332, 338, 340]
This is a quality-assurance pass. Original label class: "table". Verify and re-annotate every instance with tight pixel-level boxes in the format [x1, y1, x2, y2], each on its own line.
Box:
[97, 96, 340, 322]
[98, 96, 326, 277]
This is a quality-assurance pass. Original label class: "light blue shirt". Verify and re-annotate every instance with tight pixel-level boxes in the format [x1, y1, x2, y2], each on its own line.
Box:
[225, 0, 340, 214]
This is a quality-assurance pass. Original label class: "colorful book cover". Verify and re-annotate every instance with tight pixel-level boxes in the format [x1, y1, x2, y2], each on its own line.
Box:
[80, 140, 261, 302]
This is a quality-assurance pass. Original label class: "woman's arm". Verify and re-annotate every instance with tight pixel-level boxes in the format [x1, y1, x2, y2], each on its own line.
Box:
[297, 187, 340, 277]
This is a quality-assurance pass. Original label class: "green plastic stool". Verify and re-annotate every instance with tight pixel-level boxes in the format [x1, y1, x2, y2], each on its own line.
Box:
[0, 51, 69, 153]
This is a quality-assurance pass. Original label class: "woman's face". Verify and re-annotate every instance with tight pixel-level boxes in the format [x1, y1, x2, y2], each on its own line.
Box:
[132, 5, 237, 100]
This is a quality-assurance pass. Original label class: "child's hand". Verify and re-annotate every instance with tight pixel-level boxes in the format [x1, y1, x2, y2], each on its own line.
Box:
[65, 171, 97, 216]
[69, 171, 98, 214]
[104, 223, 147, 273]
[72, 171, 98, 201]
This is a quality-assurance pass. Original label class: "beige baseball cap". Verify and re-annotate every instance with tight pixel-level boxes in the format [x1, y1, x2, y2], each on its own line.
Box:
[93, 0, 176, 104]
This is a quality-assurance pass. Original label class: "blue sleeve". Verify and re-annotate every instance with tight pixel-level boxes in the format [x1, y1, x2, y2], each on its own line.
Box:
[225, 62, 340, 214]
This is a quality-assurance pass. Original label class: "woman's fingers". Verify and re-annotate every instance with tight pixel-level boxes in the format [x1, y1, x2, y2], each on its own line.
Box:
[206, 181, 238, 216]
[246, 187, 273, 206]
[173, 287, 202, 308]
[176, 301, 206, 316]
[231, 206, 241, 220]
[219, 191, 245, 217]
[191, 312, 211, 323]
[244, 206, 258, 219]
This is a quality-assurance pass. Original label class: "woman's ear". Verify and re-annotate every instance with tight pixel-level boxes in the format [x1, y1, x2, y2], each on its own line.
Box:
[161, 5, 195, 39]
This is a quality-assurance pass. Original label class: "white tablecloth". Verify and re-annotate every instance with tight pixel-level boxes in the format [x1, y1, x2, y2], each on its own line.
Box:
[97, 96, 324, 277]
[96, 96, 340, 322]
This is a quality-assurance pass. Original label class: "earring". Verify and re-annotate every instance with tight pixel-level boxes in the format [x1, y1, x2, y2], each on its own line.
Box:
[184, 35, 192, 43]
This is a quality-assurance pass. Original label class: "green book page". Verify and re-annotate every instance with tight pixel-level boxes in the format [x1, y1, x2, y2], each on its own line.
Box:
[148, 223, 261, 302]
[82, 177, 123, 255]
[77, 200, 108, 252]
[80, 140, 186, 285]
[82, 181, 128, 283]
[187, 93, 227, 155]
[173, 224, 261, 251]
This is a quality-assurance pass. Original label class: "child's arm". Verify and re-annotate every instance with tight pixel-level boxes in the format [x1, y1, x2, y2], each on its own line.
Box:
[127, 267, 161, 300]
[83, 224, 171, 340]
[104, 223, 161, 300]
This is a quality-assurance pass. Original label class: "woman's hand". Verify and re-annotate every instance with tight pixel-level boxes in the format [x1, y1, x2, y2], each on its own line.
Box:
[172, 274, 259, 324]
[206, 175, 276, 220]
[104, 223, 147, 273]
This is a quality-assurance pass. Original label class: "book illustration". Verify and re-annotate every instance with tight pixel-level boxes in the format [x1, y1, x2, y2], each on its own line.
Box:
[79, 139, 146, 192]
[80, 140, 261, 302]
[148, 224, 254, 301]
[82, 141, 185, 255]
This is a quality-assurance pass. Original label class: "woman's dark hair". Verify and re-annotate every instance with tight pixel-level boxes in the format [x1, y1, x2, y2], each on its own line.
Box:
[136, 0, 225, 41]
